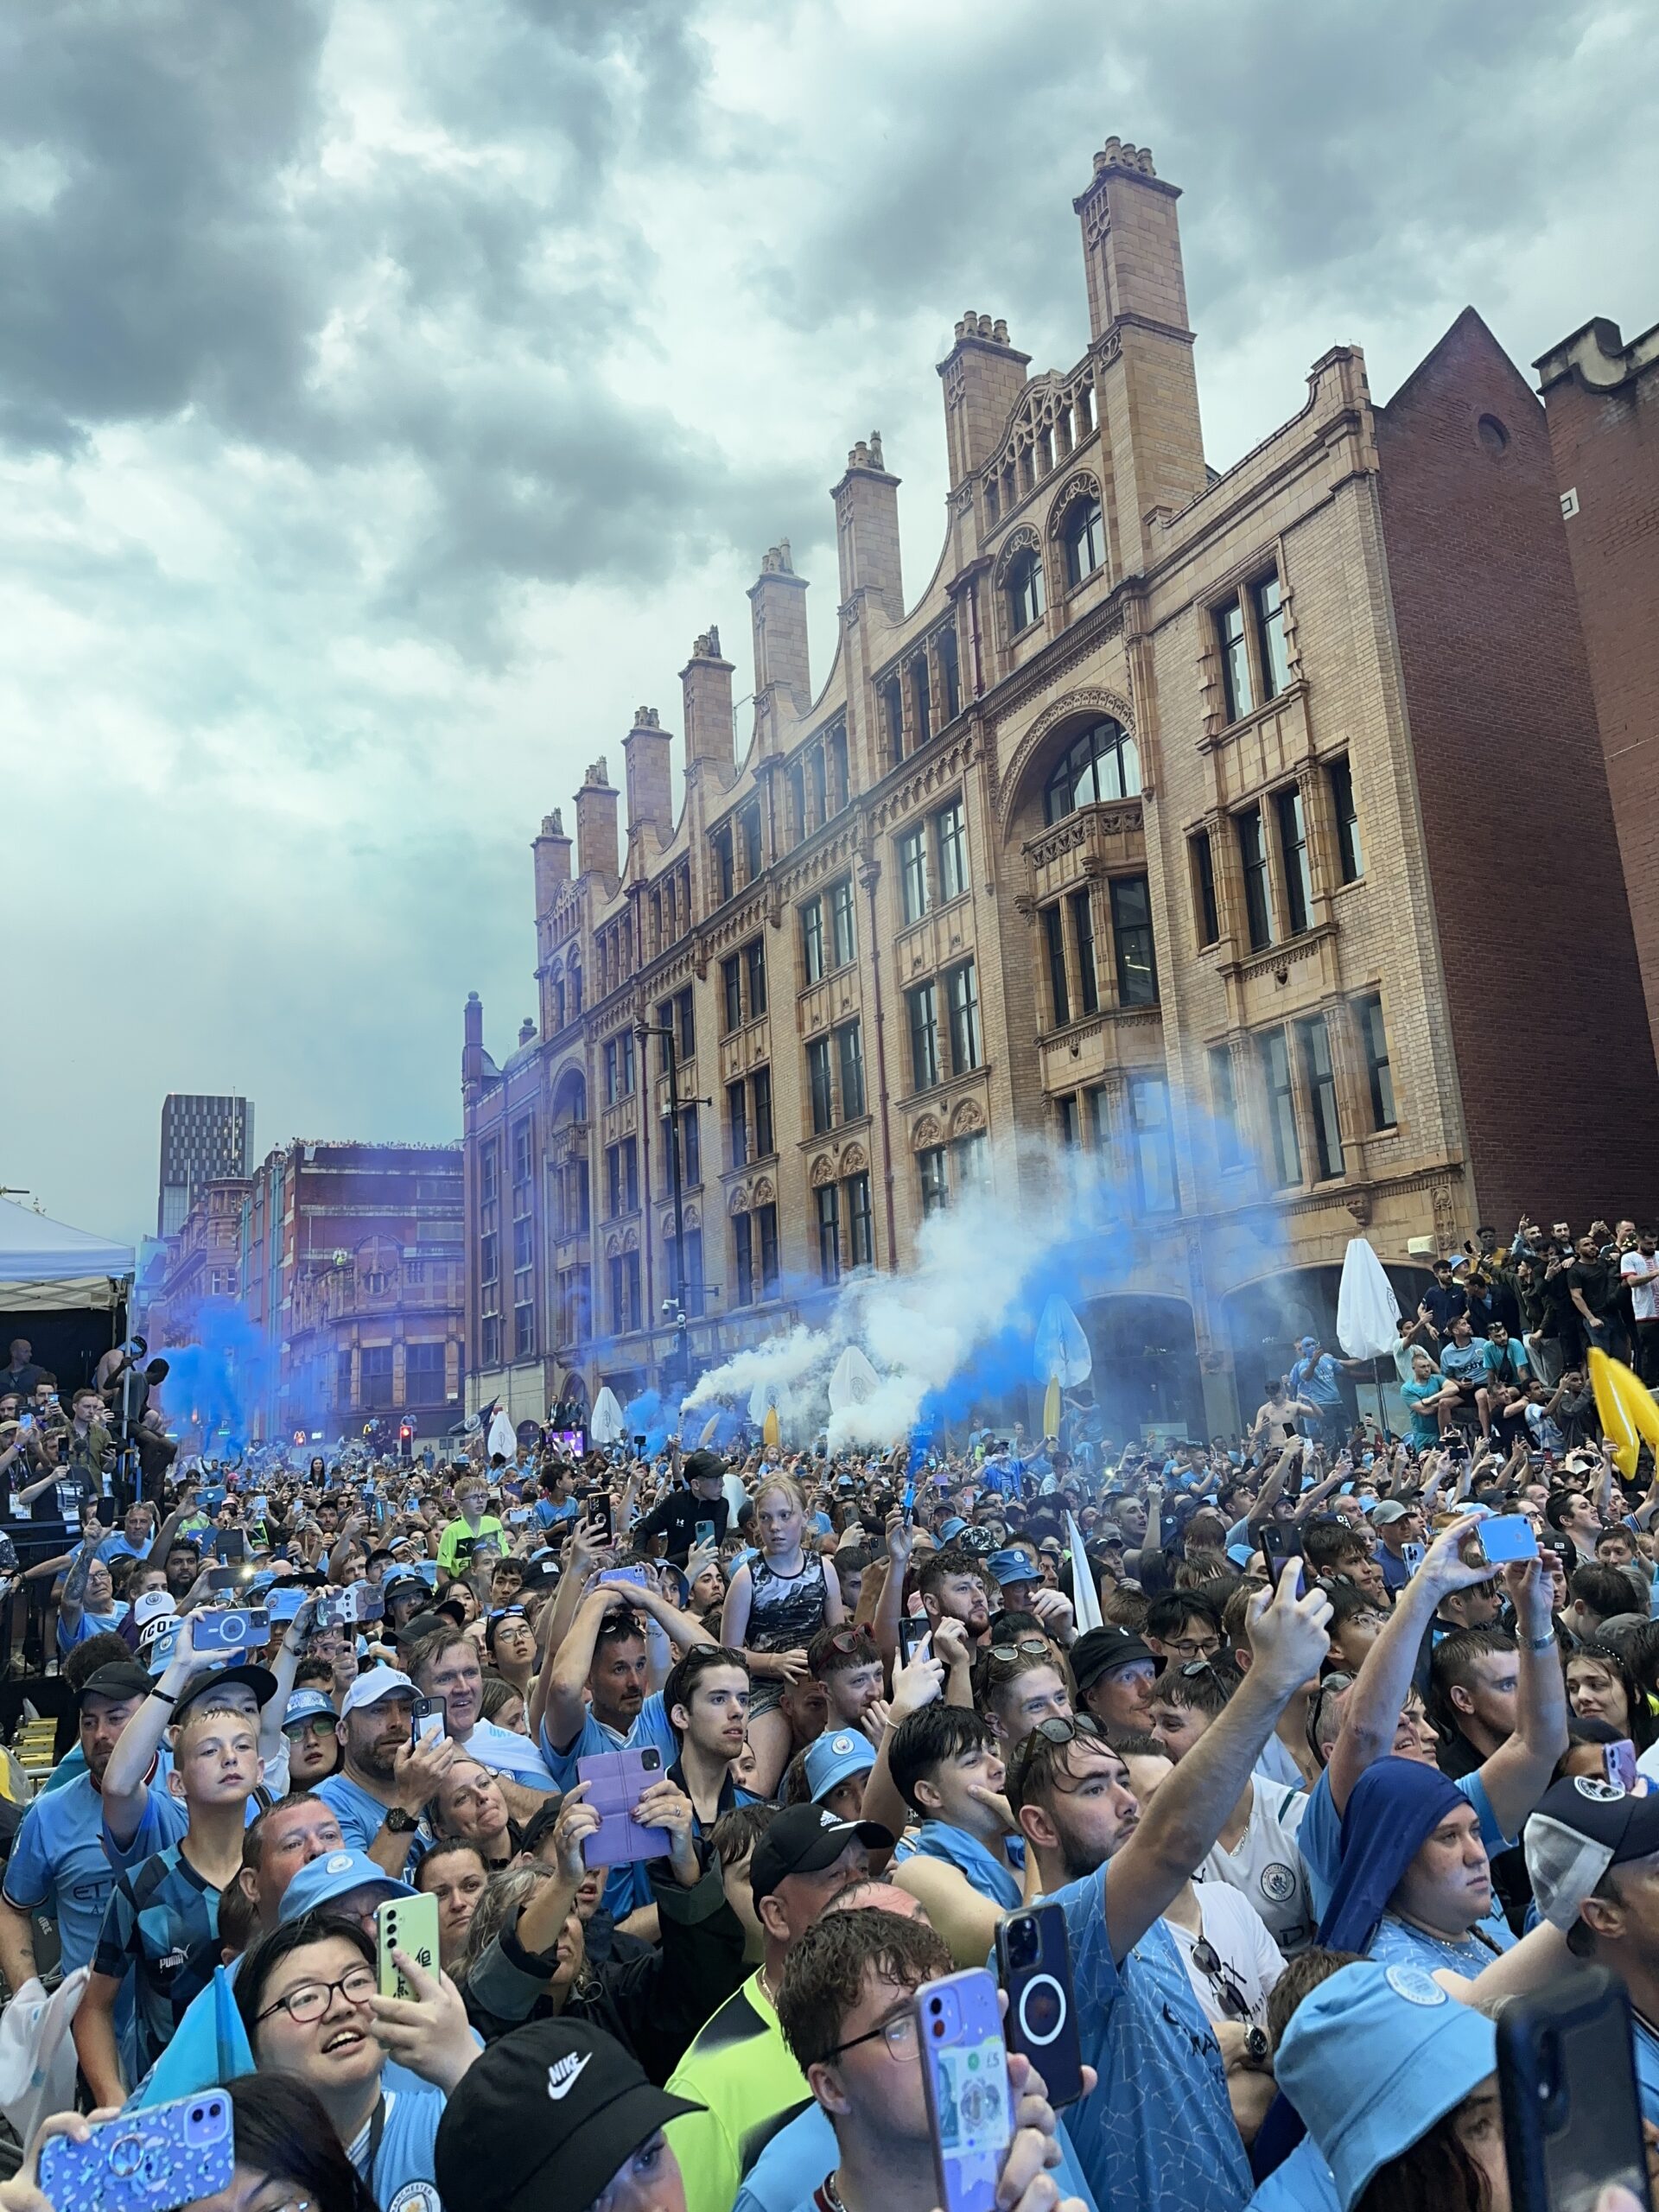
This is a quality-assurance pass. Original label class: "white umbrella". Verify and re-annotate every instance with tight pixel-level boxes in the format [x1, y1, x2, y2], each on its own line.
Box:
[486, 1408, 516, 1461]
[1337, 1238, 1401, 1358]
[1033, 1295, 1092, 1386]
[1065, 1510, 1103, 1631]
[589, 1386, 626, 1444]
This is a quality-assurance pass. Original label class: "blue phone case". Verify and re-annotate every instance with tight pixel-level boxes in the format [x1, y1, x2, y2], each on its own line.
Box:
[918, 1967, 1013, 2212]
[40, 2091, 235, 2212]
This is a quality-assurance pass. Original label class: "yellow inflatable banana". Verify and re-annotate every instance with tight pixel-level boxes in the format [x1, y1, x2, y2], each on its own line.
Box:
[1588, 1349, 1659, 1478]
[1043, 1373, 1062, 1444]
[763, 1406, 781, 1450]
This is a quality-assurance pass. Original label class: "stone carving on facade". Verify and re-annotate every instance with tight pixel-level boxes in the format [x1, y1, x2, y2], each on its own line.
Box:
[949, 1099, 986, 1137]
[809, 1154, 836, 1187]
[911, 1115, 942, 1152]
[1046, 471, 1103, 537]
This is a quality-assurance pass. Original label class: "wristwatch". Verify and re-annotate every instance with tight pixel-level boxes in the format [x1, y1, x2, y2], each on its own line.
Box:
[384, 1807, 420, 1834]
[1243, 2025, 1270, 2067]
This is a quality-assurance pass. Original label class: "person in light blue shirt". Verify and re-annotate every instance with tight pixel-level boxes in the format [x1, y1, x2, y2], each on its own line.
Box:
[1004, 1570, 1335, 2212]
[1315, 1757, 1516, 1975]
[54, 1540, 127, 1656]
[887, 1706, 1026, 1957]
[97, 1503, 156, 1567]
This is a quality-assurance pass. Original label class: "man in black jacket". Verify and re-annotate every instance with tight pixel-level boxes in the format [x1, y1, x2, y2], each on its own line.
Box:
[633, 1451, 729, 1567]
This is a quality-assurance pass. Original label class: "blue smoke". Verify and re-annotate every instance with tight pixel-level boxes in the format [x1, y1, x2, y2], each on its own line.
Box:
[154, 1304, 275, 1453]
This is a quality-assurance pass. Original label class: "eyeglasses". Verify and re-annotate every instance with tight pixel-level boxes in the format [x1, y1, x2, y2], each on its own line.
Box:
[281, 1716, 337, 1739]
[988, 1637, 1052, 1664]
[1165, 1637, 1222, 1660]
[823, 2005, 920, 2062]
[257, 1965, 377, 2025]
[1191, 1939, 1254, 2023]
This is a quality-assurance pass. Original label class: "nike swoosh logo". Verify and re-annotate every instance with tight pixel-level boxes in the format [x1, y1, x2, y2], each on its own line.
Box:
[547, 2053, 592, 2101]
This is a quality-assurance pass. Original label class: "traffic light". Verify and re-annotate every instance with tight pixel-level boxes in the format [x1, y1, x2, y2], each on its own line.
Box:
[398, 1421, 413, 1462]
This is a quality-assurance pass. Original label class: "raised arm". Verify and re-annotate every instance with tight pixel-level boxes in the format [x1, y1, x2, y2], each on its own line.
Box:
[101, 1614, 204, 1847]
[1245, 1442, 1298, 1532]
[1474, 1557, 1568, 1839]
[542, 1586, 629, 1753]
[1101, 1567, 1332, 1964]
[54, 1540, 97, 1642]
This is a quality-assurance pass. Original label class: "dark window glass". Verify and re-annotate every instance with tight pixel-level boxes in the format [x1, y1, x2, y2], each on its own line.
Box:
[713, 823, 734, 904]
[830, 876, 856, 967]
[912, 658, 932, 749]
[938, 622, 961, 721]
[827, 726, 849, 812]
[1260, 1029, 1301, 1188]
[934, 801, 967, 903]
[1128, 1075, 1178, 1213]
[677, 988, 695, 1062]
[744, 938, 767, 1020]
[846, 1173, 873, 1268]
[1041, 718, 1141, 825]
[1058, 1094, 1081, 1148]
[1110, 875, 1158, 1006]
[1300, 1015, 1344, 1179]
[727, 1080, 748, 1169]
[908, 981, 940, 1091]
[1045, 906, 1070, 1028]
[1275, 786, 1313, 936]
[811, 743, 829, 825]
[1210, 1046, 1244, 1171]
[801, 897, 825, 986]
[1253, 573, 1291, 699]
[734, 1212, 753, 1306]
[741, 804, 762, 883]
[1329, 757, 1363, 882]
[1237, 808, 1274, 950]
[721, 954, 742, 1035]
[787, 759, 806, 849]
[808, 1036, 835, 1133]
[1358, 994, 1396, 1128]
[882, 674, 905, 766]
[919, 1147, 948, 1217]
[837, 1021, 866, 1121]
[1007, 547, 1046, 634]
[1064, 497, 1106, 587]
[1192, 831, 1219, 947]
[1071, 891, 1098, 1016]
[1219, 598, 1254, 721]
[757, 1204, 779, 1294]
[752, 1065, 773, 1156]
[817, 1184, 842, 1285]
[946, 962, 981, 1071]
[899, 827, 930, 925]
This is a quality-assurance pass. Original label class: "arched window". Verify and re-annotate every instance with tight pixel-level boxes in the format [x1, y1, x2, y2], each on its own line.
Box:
[1063, 497, 1106, 588]
[1005, 546, 1046, 637]
[569, 957, 582, 1018]
[1042, 717, 1141, 825]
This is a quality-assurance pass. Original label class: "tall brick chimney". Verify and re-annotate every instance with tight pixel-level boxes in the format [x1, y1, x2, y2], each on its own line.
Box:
[937, 314, 1033, 492]
[681, 628, 735, 772]
[532, 808, 571, 918]
[831, 435, 904, 622]
[1073, 137, 1205, 563]
[462, 990, 485, 1089]
[574, 759, 620, 885]
[623, 707, 674, 846]
[747, 543, 811, 719]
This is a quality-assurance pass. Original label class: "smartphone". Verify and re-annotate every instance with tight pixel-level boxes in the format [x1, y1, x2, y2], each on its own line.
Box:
[1260, 1522, 1305, 1597]
[597, 1564, 650, 1592]
[375, 1890, 441, 2003]
[1497, 1967, 1651, 2212]
[694, 1517, 716, 1549]
[39, 2090, 236, 2212]
[634, 1433, 647, 1450]
[410, 1694, 447, 1751]
[1478, 1515, 1540, 1565]
[995, 1904, 1084, 2108]
[1400, 1541, 1426, 1578]
[215, 1529, 247, 1562]
[508, 1506, 532, 1525]
[1604, 1739, 1638, 1792]
[191, 1607, 270, 1655]
[588, 1493, 613, 1538]
[94, 1496, 117, 1528]
[576, 1744, 671, 1866]
[207, 1564, 256, 1592]
[903, 1478, 917, 1524]
[917, 1968, 1014, 2212]
[899, 1616, 933, 1668]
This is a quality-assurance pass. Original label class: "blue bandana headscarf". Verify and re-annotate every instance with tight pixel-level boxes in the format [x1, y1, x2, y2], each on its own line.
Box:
[1316, 1755, 1467, 1955]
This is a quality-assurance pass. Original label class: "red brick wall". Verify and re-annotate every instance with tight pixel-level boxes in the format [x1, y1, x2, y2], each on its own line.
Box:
[1375, 308, 1659, 1228]
[1539, 339, 1659, 1064]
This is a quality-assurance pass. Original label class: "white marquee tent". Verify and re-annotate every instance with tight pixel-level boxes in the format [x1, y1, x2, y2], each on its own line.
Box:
[0, 1196, 134, 1312]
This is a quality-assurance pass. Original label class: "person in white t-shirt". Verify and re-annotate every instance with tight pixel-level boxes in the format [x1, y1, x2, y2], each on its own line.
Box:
[1148, 1662, 1314, 1953]
[1622, 1230, 1659, 1387]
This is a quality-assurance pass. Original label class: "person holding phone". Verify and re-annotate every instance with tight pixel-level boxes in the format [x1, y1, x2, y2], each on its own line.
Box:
[632, 1449, 731, 1568]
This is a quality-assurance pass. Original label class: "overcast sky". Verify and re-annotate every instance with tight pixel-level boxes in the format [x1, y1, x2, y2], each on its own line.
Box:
[7, 0, 1654, 1255]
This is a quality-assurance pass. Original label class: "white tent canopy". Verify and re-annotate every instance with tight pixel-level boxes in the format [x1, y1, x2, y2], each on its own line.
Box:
[0, 1196, 134, 1313]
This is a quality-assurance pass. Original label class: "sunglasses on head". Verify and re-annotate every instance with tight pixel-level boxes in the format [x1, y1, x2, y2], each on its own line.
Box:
[988, 1637, 1052, 1664]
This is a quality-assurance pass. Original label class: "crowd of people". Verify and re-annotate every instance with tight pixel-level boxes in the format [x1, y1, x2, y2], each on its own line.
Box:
[1, 1230, 1659, 2212]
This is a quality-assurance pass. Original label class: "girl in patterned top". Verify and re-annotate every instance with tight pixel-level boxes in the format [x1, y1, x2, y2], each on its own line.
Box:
[720, 1472, 844, 1794]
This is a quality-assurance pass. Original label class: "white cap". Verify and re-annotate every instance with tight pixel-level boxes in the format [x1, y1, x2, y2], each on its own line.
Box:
[340, 1667, 419, 1715]
[132, 1589, 177, 1630]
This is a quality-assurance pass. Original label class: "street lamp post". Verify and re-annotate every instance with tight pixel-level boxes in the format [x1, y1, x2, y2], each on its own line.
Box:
[636, 1020, 690, 1395]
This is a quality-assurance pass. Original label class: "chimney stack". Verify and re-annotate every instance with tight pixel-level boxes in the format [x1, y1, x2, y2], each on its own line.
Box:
[681, 627, 735, 772]
[937, 314, 1032, 492]
[574, 759, 620, 885]
[831, 434, 904, 622]
[462, 991, 485, 1089]
[622, 706, 674, 846]
[747, 542, 810, 721]
[532, 809, 572, 918]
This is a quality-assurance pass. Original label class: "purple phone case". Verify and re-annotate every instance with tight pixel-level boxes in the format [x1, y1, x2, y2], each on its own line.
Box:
[40, 2093, 235, 2212]
[918, 1968, 1013, 2212]
[577, 1746, 671, 1866]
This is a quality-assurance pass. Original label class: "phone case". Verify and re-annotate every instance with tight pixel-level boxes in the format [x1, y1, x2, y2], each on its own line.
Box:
[40, 2092, 235, 2212]
[995, 1904, 1084, 2107]
[1497, 1967, 1649, 2212]
[918, 1968, 1013, 2212]
[377, 1891, 441, 2002]
[1479, 1516, 1539, 1564]
[412, 1699, 447, 1750]
[577, 1745, 671, 1866]
[193, 1608, 270, 1655]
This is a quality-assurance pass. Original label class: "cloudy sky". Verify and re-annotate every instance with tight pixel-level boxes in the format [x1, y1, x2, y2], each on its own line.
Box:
[6, 0, 1654, 1255]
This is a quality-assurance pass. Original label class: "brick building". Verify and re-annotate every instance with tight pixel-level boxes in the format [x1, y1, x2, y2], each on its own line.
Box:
[1535, 313, 1659, 1061]
[461, 134, 1658, 1439]
[140, 1176, 249, 1351]
[238, 1140, 465, 1444]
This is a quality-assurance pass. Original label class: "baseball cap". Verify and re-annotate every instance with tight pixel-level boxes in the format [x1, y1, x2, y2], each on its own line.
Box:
[1070, 1625, 1153, 1693]
[1524, 1774, 1659, 1936]
[132, 1588, 177, 1631]
[1275, 1960, 1496, 2210]
[1370, 1500, 1413, 1527]
[748, 1804, 893, 1903]
[340, 1667, 420, 1715]
[803, 1730, 877, 1804]
[175, 1662, 278, 1716]
[938, 1516, 968, 1543]
[283, 1688, 338, 1730]
[76, 1660, 152, 1706]
[278, 1847, 416, 1926]
[683, 1448, 725, 1484]
[435, 2021, 701, 2212]
[987, 1548, 1039, 1588]
[394, 1609, 449, 1644]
